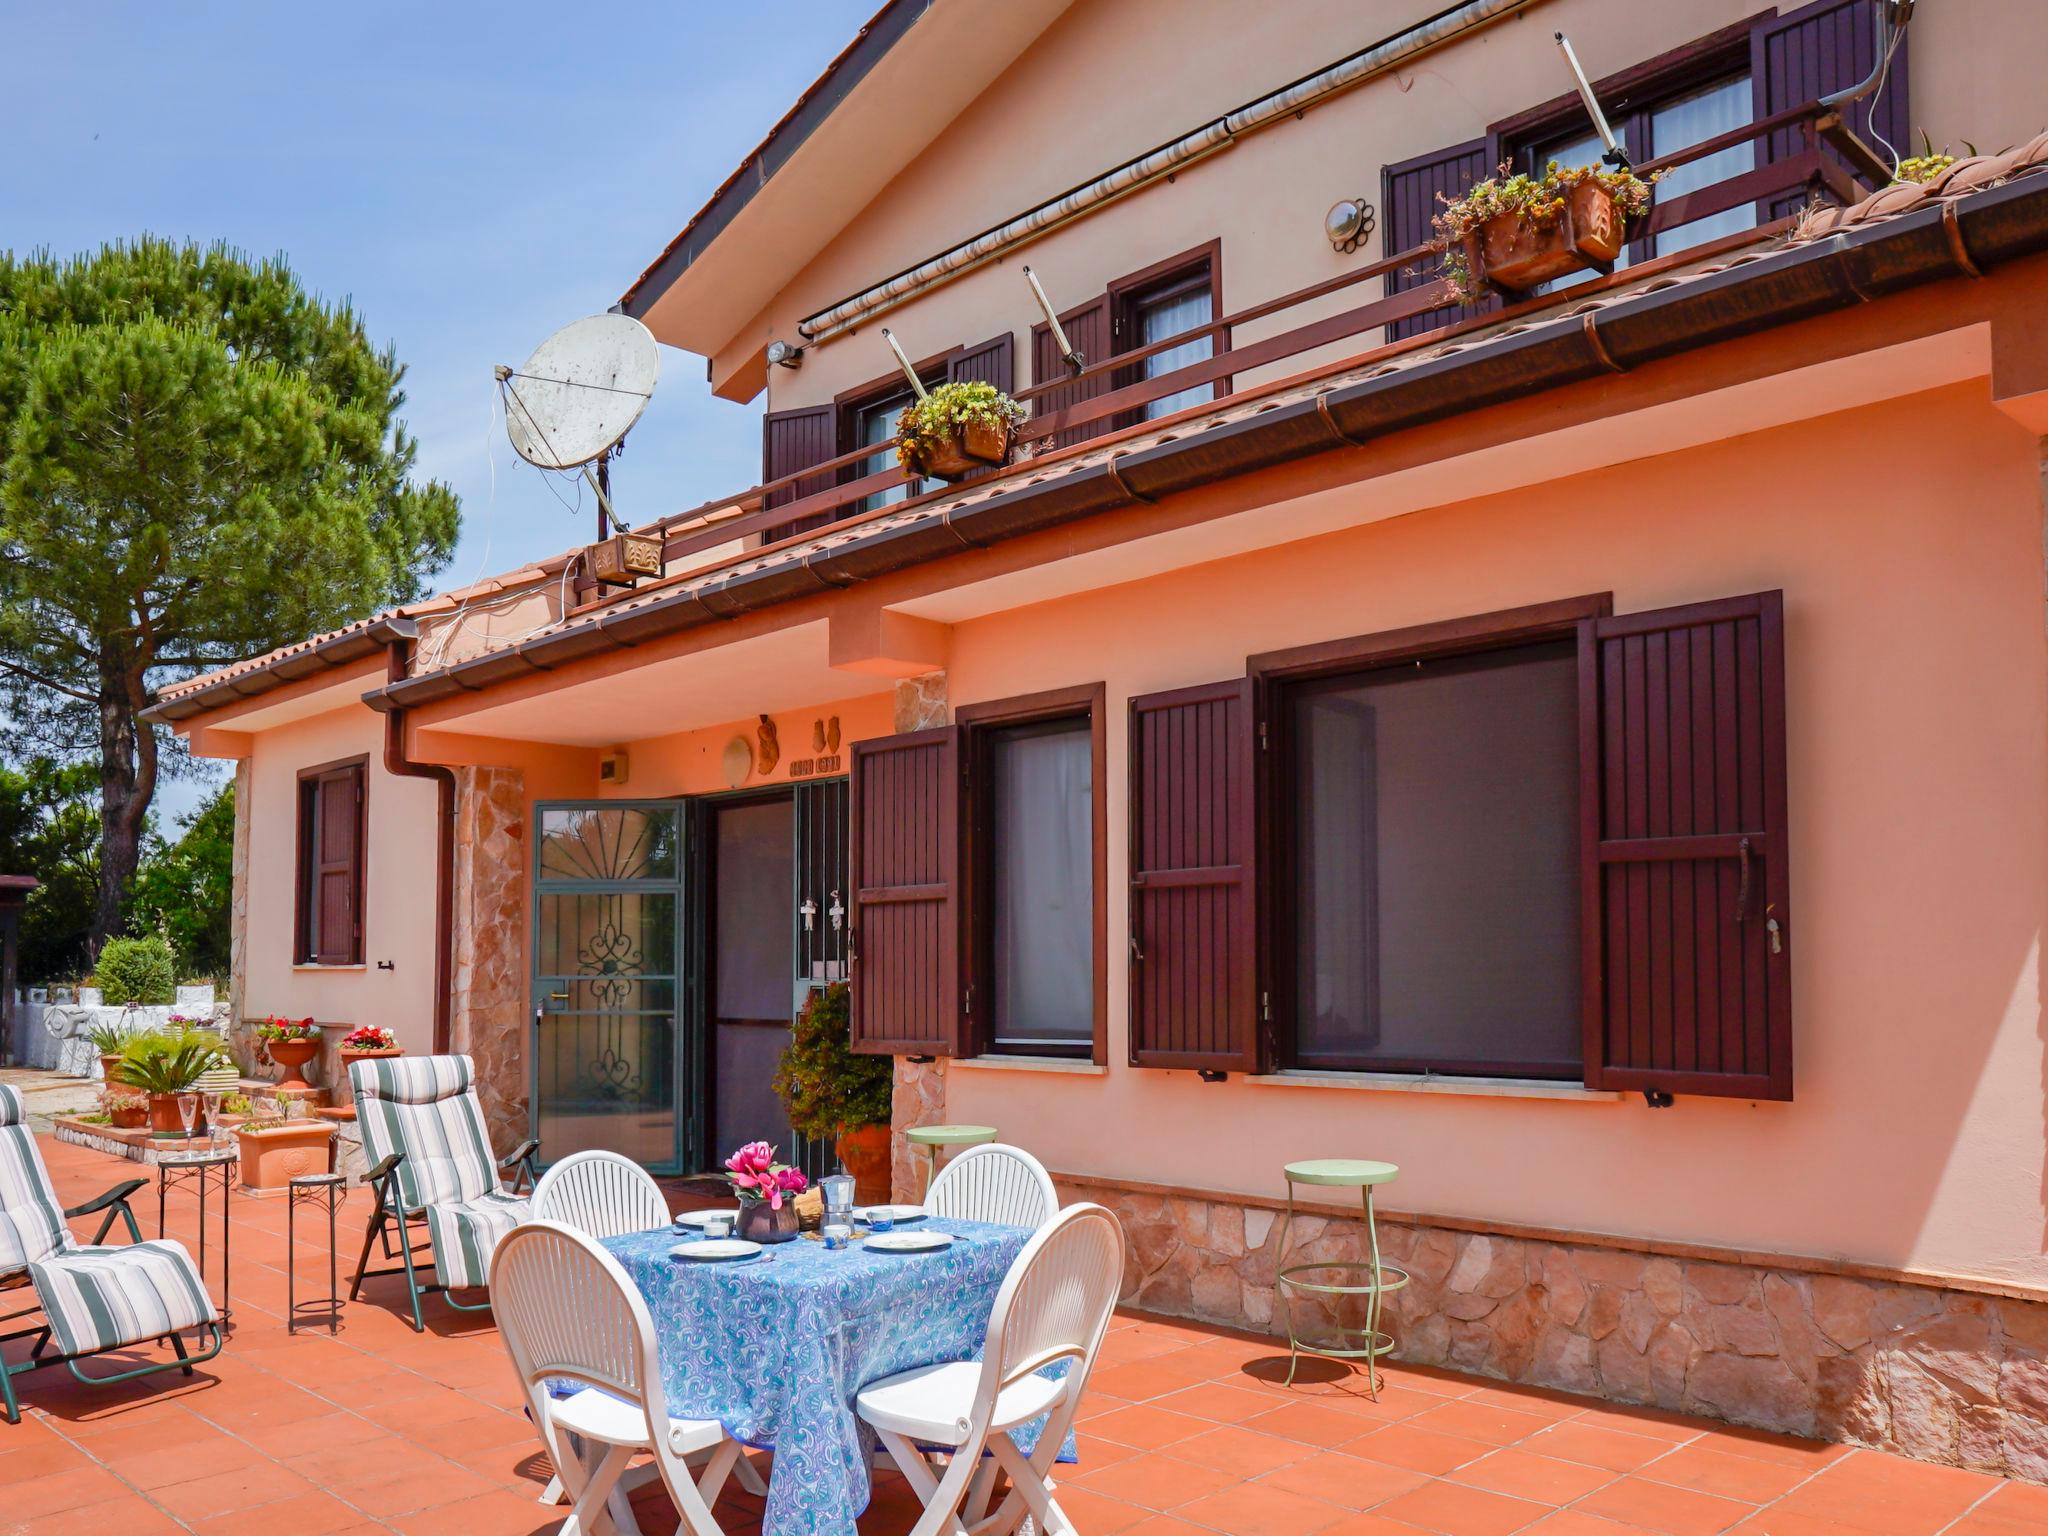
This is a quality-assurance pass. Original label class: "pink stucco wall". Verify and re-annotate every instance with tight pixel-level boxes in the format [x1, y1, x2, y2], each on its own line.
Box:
[933, 379, 2048, 1291]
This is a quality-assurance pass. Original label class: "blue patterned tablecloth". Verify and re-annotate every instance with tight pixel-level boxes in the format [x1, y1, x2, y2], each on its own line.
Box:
[604, 1217, 1060, 1536]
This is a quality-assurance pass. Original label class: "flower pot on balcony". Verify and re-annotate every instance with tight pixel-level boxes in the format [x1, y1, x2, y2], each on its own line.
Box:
[1464, 178, 1626, 294]
[236, 1121, 335, 1192]
[836, 1124, 892, 1206]
[907, 418, 1013, 481]
[266, 1037, 320, 1090]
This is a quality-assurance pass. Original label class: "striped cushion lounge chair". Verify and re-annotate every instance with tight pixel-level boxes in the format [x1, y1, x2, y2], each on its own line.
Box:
[349, 1054, 538, 1331]
[0, 1084, 222, 1424]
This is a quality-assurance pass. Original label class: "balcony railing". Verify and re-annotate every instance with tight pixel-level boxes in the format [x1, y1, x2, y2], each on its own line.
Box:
[578, 101, 1888, 609]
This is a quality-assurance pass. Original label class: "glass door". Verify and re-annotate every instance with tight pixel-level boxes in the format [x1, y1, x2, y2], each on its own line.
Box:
[532, 802, 685, 1172]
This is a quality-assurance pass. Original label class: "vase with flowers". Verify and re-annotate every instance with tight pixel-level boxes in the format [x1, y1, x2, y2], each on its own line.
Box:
[254, 1017, 321, 1089]
[721, 1141, 809, 1244]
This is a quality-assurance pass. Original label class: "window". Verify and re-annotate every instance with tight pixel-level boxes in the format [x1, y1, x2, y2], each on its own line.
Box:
[959, 686, 1106, 1061]
[1112, 246, 1223, 422]
[849, 382, 930, 512]
[1282, 641, 1582, 1077]
[295, 758, 366, 965]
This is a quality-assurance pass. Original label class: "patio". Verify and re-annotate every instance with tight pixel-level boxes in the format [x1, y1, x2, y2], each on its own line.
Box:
[3, 1134, 2039, 1536]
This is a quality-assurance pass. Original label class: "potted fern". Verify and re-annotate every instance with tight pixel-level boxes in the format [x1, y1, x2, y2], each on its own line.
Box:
[895, 381, 1027, 482]
[773, 983, 894, 1204]
[1434, 160, 1659, 299]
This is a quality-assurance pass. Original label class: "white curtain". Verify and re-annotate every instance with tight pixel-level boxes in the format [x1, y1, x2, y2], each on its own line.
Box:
[991, 724, 1093, 1049]
[1651, 76, 1755, 255]
[1140, 289, 1214, 420]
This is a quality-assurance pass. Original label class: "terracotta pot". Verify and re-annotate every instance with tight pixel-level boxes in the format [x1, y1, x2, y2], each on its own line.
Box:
[1463, 178, 1626, 294]
[266, 1036, 320, 1090]
[99, 1053, 124, 1083]
[733, 1199, 801, 1245]
[909, 417, 1013, 481]
[147, 1092, 199, 1138]
[109, 1099, 147, 1130]
[236, 1121, 336, 1191]
[338, 1046, 400, 1101]
[836, 1124, 893, 1206]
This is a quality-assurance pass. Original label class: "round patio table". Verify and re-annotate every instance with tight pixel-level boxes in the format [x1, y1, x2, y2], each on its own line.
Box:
[905, 1123, 996, 1197]
[1276, 1158, 1408, 1397]
[602, 1215, 1065, 1536]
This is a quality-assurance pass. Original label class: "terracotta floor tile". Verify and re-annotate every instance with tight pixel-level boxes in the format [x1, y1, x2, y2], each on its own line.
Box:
[1342, 1420, 1496, 1477]
[1565, 1404, 1714, 1443]
[1451, 1446, 1621, 1505]
[1771, 1449, 1996, 1534]
[1167, 1424, 1317, 1479]
[1688, 1424, 1854, 1470]
[1247, 1398, 1389, 1448]
[1373, 1478, 1551, 1536]
[150, 1459, 319, 1523]
[1409, 1399, 1557, 1448]
[1574, 1474, 1759, 1536]
[1077, 1448, 1244, 1509]
[17, 1495, 189, 1536]
[0, 1427, 98, 1482]
[1461, 1384, 1597, 1421]
[189, 1489, 390, 1535]
[341, 1460, 506, 1519]
[1093, 1357, 1219, 1403]
[98, 1429, 269, 1491]
[1084, 1403, 1214, 1451]
[1518, 1420, 1678, 1474]
[1521, 1512, 1667, 1536]
[236, 1408, 387, 1458]
[1254, 1448, 1431, 1510]
[1319, 1514, 1454, 1536]
[1946, 1479, 2048, 1536]
[1153, 1381, 1287, 1425]
[3, 1465, 136, 1521]
[387, 1485, 565, 1532]
[1639, 1441, 1814, 1503]
[1121, 1518, 1224, 1536]
[1072, 1432, 1142, 1472]
[1037, 1482, 1152, 1535]
[1173, 1480, 1353, 1536]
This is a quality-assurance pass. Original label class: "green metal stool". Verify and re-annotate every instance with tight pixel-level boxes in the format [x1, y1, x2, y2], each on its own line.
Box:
[1277, 1159, 1409, 1397]
[905, 1124, 997, 1198]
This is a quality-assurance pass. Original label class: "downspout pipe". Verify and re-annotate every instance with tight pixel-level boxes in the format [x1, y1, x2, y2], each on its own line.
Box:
[381, 637, 456, 1056]
[796, 0, 1537, 344]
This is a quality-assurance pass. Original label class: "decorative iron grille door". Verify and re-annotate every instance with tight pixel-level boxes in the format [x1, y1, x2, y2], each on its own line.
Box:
[532, 802, 686, 1174]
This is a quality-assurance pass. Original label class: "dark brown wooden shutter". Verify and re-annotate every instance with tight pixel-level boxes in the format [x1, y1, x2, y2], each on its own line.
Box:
[1382, 137, 1495, 343]
[949, 331, 1014, 393]
[1754, 0, 1910, 218]
[1029, 296, 1113, 450]
[849, 727, 961, 1056]
[1583, 592, 1790, 1100]
[305, 764, 364, 965]
[1127, 679, 1259, 1074]
[761, 403, 836, 540]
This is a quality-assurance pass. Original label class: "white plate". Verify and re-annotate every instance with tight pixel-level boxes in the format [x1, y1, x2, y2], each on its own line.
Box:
[674, 1209, 736, 1230]
[854, 1205, 927, 1225]
[671, 1239, 761, 1263]
[865, 1231, 954, 1254]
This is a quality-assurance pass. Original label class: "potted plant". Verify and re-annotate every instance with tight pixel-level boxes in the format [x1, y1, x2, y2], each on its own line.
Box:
[253, 1016, 321, 1089]
[895, 380, 1028, 481]
[94, 934, 178, 1006]
[113, 1029, 230, 1137]
[338, 1024, 400, 1072]
[84, 1017, 136, 1082]
[773, 982, 894, 1204]
[1433, 160, 1659, 299]
[104, 1086, 148, 1130]
[720, 1141, 808, 1244]
[234, 1097, 336, 1191]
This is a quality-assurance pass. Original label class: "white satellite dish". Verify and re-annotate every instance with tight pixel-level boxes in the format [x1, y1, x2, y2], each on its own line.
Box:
[500, 314, 658, 471]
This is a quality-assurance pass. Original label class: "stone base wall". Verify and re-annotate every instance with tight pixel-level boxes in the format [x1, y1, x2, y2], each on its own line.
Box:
[890, 1058, 947, 1202]
[1058, 1175, 2048, 1483]
[450, 766, 528, 1152]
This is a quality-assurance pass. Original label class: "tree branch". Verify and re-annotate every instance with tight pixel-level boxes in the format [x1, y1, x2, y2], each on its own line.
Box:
[0, 657, 98, 704]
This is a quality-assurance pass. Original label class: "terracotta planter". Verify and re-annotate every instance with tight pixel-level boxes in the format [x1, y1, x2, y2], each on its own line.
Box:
[236, 1121, 335, 1191]
[109, 1099, 147, 1130]
[836, 1124, 892, 1206]
[266, 1036, 320, 1090]
[1462, 179, 1626, 294]
[733, 1199, 801, 1245]
[338, 1045, 401, 1084]
[908, 417, 1013, 481]
[99, 1053, 124, 1083]
[146, 1092, 200, 1138]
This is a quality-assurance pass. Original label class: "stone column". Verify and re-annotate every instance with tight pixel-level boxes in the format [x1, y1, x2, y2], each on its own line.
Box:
[888, 670, 949, 1201]
[449, 766, 528, 1151]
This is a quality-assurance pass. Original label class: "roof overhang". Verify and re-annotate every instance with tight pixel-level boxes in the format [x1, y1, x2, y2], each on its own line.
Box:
[619, 0, 1077, 379]
[141, 617, 416, 725]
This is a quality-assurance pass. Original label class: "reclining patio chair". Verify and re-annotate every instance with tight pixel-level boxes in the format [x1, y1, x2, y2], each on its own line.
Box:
[348, 1054, 538, 1332]
[0, 1084, 221, 1424]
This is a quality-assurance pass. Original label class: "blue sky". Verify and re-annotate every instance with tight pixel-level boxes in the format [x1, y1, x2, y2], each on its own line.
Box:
[4, 1, 877, 817]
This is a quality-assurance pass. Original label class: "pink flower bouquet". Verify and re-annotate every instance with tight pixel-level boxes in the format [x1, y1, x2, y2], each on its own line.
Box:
[722, 1140, 809, 1210]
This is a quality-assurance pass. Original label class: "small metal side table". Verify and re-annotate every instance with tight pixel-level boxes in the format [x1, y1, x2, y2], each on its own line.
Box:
[1276, 1159, 1409, 1397]
[905, 1124, 996, 1198]
[288, 1173, 347, 1335]
[155, 1149, 237, 1323]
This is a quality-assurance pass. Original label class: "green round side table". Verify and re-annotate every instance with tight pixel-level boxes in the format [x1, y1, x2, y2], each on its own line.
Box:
[905, 1124, 997, 1198]
[1276, 1159, 1409, 1396]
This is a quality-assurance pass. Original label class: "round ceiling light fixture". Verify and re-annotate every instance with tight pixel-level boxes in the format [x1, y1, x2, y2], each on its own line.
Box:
[1325, 197, 1376, 255]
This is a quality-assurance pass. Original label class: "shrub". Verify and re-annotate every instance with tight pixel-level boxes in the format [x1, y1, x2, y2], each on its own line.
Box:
[94, 934, 177, 1006]
[114, 1029, 230, 1095]
[773, 983, 892, 1141]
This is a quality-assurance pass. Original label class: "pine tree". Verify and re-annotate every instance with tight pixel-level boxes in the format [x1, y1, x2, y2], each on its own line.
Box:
[0, 238, 459, 944]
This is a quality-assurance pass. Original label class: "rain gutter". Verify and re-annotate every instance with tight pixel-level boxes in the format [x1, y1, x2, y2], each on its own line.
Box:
[379, 636, 456, 1057]
[140, 617, 419, 725]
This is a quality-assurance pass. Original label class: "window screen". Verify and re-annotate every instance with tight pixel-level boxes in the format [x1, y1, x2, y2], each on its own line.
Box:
[988, 717, 1093, 1052]
[1288, 640, 1581, 1076]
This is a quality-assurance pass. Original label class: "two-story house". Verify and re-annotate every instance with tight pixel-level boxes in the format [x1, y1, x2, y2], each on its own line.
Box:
[147, 0, 2048, 1477]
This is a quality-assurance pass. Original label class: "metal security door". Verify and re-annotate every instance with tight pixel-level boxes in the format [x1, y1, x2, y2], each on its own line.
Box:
[532, 801, 686, 1173]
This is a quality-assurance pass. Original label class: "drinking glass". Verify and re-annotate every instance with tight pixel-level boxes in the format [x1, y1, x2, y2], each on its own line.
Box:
[203, 1091, 224, 1151]
[176, 1092, 199, 1146]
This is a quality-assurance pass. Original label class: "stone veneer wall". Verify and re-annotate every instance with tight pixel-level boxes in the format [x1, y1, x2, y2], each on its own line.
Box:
[888, 669, 951, 1202]
[1057, 1175, 2048, 1483]
[450, 766, 528, 1151]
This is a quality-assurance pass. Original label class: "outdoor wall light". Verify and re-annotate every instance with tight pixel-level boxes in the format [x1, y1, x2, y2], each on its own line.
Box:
[1325, 197, 1376, 254]
[767, 338, 804, 368]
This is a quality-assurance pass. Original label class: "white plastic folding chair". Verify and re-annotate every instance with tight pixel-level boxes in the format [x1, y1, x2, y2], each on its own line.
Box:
[527, 1152, 769, 1514]
[492, 1219, 744, 1536]
[856, 1202, 1125, 1536]
[924, 1142, 1059, 1230]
